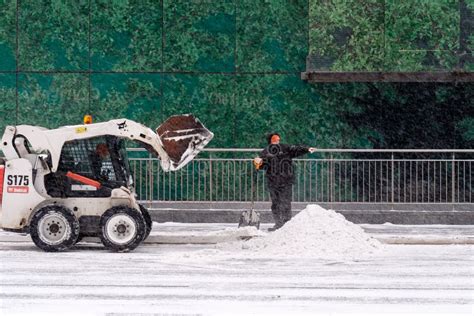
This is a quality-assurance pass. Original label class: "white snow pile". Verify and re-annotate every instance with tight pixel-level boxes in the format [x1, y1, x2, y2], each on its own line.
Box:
[222, 204, 381, 259]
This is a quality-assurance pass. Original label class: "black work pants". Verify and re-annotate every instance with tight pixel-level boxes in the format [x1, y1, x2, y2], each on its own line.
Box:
[269, 184, 293, 227]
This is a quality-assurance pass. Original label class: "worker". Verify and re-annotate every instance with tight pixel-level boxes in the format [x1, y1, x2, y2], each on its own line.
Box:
[90, 143, 112, 181]
[253, 133, 316, 231]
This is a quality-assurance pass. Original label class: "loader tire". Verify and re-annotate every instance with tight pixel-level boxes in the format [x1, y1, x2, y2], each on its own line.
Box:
[30, 205, 80, 252]
[139, 204, 153, 241]
[75, 234, 84, 244]
[100, 206, 146, 252]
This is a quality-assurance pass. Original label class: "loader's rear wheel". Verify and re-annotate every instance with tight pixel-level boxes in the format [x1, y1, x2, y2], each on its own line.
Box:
[30, 205, 80, 252]
[139, 204, 153, 241]
[100, 206, 146, 252]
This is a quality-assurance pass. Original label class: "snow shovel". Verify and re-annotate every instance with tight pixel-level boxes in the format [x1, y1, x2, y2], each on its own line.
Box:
[238, 169, 261, 229]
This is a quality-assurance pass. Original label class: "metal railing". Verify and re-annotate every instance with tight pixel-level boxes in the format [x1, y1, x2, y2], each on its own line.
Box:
[128, 148, 473, 204]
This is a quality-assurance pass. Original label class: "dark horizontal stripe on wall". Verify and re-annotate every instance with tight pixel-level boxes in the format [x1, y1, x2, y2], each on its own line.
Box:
[0, 70, 303, 75]
[302, 71, 474, 83]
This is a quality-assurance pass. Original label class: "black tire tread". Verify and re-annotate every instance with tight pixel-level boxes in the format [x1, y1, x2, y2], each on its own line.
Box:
[100, 206, 146, 252]
[139, 204, 153, 241]
[30, 205, 80, 252]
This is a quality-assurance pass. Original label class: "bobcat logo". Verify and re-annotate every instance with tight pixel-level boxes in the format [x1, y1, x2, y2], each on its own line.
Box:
[117, 121, 127, 131]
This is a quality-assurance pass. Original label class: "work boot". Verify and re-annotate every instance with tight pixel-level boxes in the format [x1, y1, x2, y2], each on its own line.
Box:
[267, 223, 282, 232]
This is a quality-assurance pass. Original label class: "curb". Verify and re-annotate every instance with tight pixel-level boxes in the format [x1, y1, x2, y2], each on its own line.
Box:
[375, 235, 474, 245]
[149, 208, 474, 225]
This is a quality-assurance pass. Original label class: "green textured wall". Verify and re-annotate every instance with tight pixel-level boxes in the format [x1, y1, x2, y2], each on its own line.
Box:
[308, 0, 473, 71]
[0, 0, 472, 150]
[0, 0, 319, 148]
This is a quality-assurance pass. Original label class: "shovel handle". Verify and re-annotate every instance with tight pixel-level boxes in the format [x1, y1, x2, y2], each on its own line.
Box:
[250, 168, 259, 207]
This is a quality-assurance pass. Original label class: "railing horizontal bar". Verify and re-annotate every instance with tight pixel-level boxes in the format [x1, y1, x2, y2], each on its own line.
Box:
[129, 158, 474, 163]
[126, 147, 474, 153]
[191, 158, 253, 162]
[138, 201, 474, 205]
[292, 159, 474, 162]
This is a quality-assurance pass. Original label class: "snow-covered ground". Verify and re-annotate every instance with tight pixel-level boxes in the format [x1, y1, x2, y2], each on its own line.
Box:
[1, 236, 473, 315]
[1, 206, 473, 315]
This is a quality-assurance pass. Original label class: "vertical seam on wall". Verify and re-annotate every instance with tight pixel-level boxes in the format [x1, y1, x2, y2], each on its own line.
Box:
[88, 0, 92, 113]
[233, 0, 238, 146]
[458, 0, 468, 69]
[15, 0, 19, 124]
[458, 0, 462, 69]
[383, 0, 386, 71]
[234, 0, 238, 74]
[307, 0, 309, 65]
[162, 0, 165, 73]
[458, 0, 464, 69]
[306, 0, 311, 140]
[161, 0, 165, 122]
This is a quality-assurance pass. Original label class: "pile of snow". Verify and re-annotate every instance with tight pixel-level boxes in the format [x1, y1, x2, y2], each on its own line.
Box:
[222, 204, 381, 259]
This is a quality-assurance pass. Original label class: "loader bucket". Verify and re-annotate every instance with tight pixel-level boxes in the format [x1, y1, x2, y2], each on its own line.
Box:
[156, 114, 213, 171]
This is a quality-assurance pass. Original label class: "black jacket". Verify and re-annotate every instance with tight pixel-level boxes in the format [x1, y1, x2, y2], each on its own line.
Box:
[259, 144, 309, 187]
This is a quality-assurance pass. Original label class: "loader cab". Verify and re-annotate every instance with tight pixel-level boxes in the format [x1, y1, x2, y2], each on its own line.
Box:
[45, 136, 132, 198]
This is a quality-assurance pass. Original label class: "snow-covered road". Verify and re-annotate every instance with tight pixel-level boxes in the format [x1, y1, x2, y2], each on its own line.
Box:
[1, 240, 473, 315]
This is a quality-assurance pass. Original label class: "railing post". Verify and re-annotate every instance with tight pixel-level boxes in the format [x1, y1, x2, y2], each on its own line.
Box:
[209, 152, 213, 202]
[452, 152, 455, 209]
[330, 153, 334, 203]
[250, 163, 254, 203]
[149, 152, 153, 207]
[391, 152, 394, 207]
[146, 153, 151, 206]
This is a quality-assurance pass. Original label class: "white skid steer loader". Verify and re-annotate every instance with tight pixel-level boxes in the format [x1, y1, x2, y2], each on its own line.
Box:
[0, 115, 213, 252]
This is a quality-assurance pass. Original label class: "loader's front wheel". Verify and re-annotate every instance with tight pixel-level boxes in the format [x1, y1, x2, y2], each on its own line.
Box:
[100, 206, 146, 252]
[30, 205, 80, 252]
[139, 204, 153, 241]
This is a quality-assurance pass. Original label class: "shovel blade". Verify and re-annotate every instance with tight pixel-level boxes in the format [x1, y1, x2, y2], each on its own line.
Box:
[157, 114, 213, 171]
[238, 209, 261, 229]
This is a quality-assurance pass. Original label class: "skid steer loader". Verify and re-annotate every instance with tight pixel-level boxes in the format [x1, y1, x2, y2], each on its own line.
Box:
[0, 115, 213, 252]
